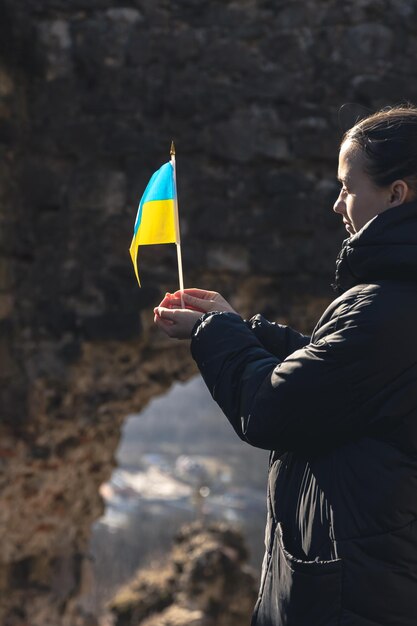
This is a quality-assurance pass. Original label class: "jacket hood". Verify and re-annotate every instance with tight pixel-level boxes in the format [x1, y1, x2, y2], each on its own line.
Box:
[334, 200, 417, 293]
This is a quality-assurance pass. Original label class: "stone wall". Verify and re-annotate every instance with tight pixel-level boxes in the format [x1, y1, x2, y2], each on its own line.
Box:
[1, 0, 417, 623]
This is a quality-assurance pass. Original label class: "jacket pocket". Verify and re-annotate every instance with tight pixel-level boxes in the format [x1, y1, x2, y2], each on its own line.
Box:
[253, 523, 342, 626]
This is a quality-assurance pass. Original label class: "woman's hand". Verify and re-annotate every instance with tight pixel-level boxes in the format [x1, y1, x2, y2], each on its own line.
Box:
[160, 288, 238, 316]
[153, 306, 203, 339]
[154, 288, 239, 340]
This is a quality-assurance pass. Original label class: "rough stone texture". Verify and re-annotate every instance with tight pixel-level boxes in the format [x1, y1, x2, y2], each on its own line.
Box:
[1, 0, 416, 623]
[109, 522, 258, 626]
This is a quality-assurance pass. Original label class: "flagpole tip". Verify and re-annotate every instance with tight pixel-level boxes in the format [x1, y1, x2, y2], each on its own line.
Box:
[170, 140, 176, 157]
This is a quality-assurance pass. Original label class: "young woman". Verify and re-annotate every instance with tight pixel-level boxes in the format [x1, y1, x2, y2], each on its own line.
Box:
[154, 106, 417, 626]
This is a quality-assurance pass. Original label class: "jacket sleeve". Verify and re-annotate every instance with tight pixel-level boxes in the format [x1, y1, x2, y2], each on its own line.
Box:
[245, 314, 310, 360]
[190, 298, 392, 453]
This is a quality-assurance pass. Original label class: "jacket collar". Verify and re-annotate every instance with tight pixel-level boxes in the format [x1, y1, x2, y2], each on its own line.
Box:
[334, 200, 417, 293]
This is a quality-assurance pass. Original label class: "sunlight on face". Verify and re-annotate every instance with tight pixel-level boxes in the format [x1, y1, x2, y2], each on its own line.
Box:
[333, 140, 392, 235]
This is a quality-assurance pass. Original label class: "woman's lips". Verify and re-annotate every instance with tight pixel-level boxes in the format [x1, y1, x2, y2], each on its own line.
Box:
[343, 220, 354, 233]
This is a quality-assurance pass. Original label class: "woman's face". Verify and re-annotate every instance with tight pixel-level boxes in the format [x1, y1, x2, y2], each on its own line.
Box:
[333, 140, 392, 235]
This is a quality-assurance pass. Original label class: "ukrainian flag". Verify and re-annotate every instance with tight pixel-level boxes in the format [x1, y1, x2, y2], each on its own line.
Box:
[129, 161, 178, 286]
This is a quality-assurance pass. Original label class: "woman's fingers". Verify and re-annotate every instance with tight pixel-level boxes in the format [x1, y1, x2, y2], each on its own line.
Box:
[171, 288, 217, 300]
[183, 288, 217, 299]
[157, 287, 238, 317]
[153, 310, 174, 325]
[157, 297, 201, 311]
[160, 291, 184, 307]
[182, 292, 237, 314]
[158, 292, 207, 312]
[159, 294, 176, 308]
[154, 306, 176, 321]
[182, 293, 213, 312]
[154, 306, 203, 339]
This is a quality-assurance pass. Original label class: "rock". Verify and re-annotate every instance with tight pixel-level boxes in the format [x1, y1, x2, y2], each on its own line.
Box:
[0, 256, 13, 291]
[69, 169, 127, 214]
[205, 107, 291, 164]
[37, 19, 73, 81]
[207, 244, 249, 272]
[105, 8, 143, 24]
[0, 293, 13, 319]
[140, 606, 209, 626]
[109, 522, 258, 626]
[0, 65, 14, 97]
[342, 23, 393, 64]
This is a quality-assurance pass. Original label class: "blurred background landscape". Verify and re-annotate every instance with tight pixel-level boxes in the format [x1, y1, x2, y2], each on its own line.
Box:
[1, 0, 416, 624]
[86, 376, 268, 616]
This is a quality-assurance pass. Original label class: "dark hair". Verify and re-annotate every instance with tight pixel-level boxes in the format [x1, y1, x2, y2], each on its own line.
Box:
[342, 105, 417, 193]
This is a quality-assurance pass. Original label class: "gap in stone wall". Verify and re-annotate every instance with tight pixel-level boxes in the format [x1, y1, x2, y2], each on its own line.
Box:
[83, 375, 268, 618]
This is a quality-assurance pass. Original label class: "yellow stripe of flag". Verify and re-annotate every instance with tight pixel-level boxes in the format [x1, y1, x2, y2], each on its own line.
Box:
[136, 199, 176, 245]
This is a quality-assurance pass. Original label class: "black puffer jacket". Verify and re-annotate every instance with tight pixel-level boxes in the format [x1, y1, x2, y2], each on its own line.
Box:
[190, 201, 417, 626]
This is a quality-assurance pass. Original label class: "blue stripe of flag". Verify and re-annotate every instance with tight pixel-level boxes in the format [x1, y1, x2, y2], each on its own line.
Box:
[134, 162, 174, 235]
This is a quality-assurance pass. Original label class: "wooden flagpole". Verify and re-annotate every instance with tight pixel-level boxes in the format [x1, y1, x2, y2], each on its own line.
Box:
[170, 141, 185, 308]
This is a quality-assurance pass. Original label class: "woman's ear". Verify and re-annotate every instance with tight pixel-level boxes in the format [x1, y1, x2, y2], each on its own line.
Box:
[389, 180, 411, 207]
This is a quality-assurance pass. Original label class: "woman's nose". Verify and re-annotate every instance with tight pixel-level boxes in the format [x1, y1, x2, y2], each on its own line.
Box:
[333, 192, 346, 214]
